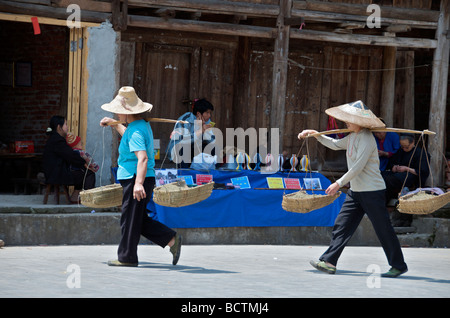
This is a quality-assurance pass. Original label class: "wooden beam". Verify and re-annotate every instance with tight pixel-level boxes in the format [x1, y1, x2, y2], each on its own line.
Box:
[270, 0, 292, 152]
[293, 0, 439, 23]
[428, 0, 450, 186]
[0, 0, 110, 23]
[14, 0, 50, 5]
[127, 13, 435, 49]
[128, 0, 279, 17]
[127, 14, 275, 38]
[290, 28, 437, 49]
[0, 11, 99, 26]
[291, 8, 437, 29]
[51, 0, 112, 13]
[154, 8, 176, 19]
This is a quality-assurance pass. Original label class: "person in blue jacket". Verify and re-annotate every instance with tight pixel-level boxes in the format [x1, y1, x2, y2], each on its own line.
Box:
[166, 98, 215, 167]
[373, 119, 400, 171]
[100, 87, 181, 267]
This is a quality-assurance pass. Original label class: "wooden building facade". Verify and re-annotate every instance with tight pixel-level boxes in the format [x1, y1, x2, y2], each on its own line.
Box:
[0, 0, 448, 185]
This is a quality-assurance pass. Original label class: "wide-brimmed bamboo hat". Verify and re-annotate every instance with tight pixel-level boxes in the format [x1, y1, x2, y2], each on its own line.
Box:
[325, 100, 385, 129]
[101, 86, 153, 115]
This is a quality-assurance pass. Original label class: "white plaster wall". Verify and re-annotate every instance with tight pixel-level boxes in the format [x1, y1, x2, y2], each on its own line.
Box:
[85, 22, 119, 187]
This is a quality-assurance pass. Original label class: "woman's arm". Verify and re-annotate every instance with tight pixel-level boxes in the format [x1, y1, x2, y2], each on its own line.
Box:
[133, 150, 148, 201]
[394, 165, 417, 175]
[100, 117, 126, 136]
[298, 129, 348, 151]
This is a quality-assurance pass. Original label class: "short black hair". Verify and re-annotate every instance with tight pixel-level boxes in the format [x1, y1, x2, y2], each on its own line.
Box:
[400, 133, 414, 144]
[47, 115, 65, 135]
[192, 99, 214, 115]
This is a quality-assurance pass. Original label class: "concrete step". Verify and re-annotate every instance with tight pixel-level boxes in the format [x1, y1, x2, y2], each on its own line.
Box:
[0, 195, 448, 247]
[394, 226, 436, 247]
[397, 233, 435, 247]
[0, 211, 448, 247]
[394, 226, 417, 234]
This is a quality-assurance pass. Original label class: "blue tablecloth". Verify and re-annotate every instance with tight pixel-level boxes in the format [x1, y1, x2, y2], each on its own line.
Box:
[149, 169, 345, 228]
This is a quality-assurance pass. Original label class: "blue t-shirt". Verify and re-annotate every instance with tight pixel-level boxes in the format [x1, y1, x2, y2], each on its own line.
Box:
[117, 119, 155, 180]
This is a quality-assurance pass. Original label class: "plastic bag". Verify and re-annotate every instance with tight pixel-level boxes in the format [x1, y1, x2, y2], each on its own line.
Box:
[190, 153, 217, 170]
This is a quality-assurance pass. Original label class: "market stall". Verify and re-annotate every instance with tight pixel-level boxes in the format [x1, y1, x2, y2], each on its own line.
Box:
[149, 169, 346, 228]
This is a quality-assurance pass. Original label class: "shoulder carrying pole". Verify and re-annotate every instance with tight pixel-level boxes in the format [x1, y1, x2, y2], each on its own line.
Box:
[307, 128, 436, 138]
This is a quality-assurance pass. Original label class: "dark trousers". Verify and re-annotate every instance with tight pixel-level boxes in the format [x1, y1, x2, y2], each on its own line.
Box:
[382, 172, 403, 202]
[320, 189, 407, 271]
[118, 176, 176, 263]
[71, 169, 96, 190]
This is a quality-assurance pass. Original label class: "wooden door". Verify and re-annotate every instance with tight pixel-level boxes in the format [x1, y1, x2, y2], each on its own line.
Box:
[134, 41, 236, 158]
[135, 43, 194, 158]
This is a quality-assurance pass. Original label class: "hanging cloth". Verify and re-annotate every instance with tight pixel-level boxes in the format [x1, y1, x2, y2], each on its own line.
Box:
[326, 116, 345, 139]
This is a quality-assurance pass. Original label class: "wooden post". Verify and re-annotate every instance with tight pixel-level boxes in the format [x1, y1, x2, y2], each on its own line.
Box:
[403, 51, 415, 129]
[270, 0, 292, 152]
[67, 27, 83, 136]
[380, 46, 396, 126]
[79, 28, 90, 148]
[112, 0, 128, 31]
[428, 0, 449, 186]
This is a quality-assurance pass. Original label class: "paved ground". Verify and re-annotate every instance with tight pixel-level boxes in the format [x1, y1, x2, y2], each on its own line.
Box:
[1, 244, 449, 302]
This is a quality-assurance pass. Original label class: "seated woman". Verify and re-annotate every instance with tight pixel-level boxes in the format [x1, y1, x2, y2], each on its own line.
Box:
[66, 132, 98, 201]
[43, 116, 91, 203]
[166, 99, 215, 168]
[373, 120, 400, 171]
[382, 133, 430, 226]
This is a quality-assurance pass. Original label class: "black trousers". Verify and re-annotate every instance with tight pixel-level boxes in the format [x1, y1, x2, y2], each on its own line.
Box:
[320, 189, 407, 271]
[118, 176, 176, 263]
[71, 169, 96, 190]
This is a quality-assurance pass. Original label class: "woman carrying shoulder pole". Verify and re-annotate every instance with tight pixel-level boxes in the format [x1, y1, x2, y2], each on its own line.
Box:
[100, 87, 181, 267]
[298, 101, 407, 278]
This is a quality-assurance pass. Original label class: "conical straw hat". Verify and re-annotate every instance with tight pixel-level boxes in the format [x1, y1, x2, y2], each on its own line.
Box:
[101, 86, 153, 115]
[325, 100, 385, 129]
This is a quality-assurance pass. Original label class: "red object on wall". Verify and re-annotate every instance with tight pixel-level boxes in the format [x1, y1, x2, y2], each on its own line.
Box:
[31, 17, 40, 35]
[12, 141, 35, 153]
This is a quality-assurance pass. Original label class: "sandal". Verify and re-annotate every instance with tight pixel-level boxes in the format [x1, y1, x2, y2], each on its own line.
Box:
[381, 267, 408, 278]
[310, 260, 336, 274]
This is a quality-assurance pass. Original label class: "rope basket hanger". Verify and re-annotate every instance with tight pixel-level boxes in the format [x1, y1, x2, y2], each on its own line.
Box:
[152, 120, 215, 208]
[80, 127, 123, 208]
[285, 127, 447, 215]
[153, 179, 214, 207]
[395, 132, 450, 215]
[311, 127, 450, 215]
[80, 118, 188, 208]
[281, 137, 341, 213]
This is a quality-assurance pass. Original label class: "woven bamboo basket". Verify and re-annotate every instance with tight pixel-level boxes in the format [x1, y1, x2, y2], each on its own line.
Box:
[153, 179, 214, 207]
[282, 190, 341, 213]
[397, 190, 450, 215]
[80, 184, 123, 208]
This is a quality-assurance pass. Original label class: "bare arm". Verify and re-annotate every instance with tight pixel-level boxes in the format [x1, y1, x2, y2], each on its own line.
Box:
[133, 150, 148, 201]
[100, 117, 126, 136]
